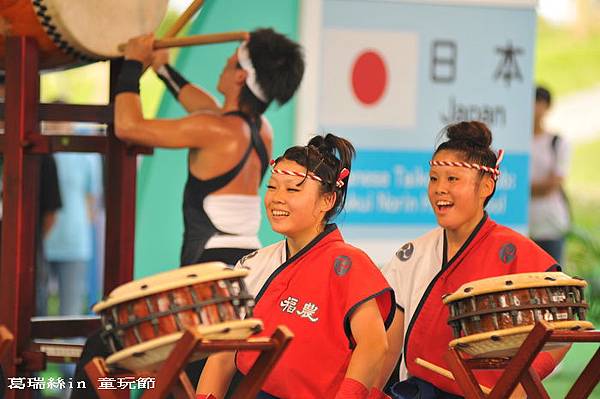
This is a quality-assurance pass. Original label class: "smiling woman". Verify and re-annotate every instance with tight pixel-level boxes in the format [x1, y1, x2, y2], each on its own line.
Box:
[379, 121, 570, 399]
[265, 135, 355, 256]
[196, 134, 396, 399]
[428, 121, 499, 254]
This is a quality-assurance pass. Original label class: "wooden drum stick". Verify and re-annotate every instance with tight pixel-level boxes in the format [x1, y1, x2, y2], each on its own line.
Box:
[154, 31, 248, 49]
[118, 31, 248, 52]
[163, 0, 205, 38]
[415, 357, 492, 394]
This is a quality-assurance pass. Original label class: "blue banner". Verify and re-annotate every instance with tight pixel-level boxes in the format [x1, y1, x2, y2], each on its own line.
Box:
[311, 0, 536, 262]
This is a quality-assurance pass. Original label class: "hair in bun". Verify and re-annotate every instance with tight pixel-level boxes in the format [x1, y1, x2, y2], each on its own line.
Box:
[434, 121, 496, 168]
[446, 121, 492, 149]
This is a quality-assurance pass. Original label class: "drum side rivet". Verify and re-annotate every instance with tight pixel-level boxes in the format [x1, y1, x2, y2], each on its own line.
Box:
[252, 324, 263, 334]
[491, 335, 501, 341]
[464, 287, 473, 293]
[133, 352, 146, 358]
[187, 274, 197, 278]
[544, 276, 556, 281]
[141, 284, 148, 290]
[505, 280, 513, 286]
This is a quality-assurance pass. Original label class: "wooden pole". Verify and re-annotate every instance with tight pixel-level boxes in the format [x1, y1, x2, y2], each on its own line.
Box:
[118, 31, 248, 52]
[416, 357, 492, 394]
[162, 0, 205, 38]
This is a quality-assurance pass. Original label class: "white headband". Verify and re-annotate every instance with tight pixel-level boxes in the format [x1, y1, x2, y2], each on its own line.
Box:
[237, 41, 268, 103]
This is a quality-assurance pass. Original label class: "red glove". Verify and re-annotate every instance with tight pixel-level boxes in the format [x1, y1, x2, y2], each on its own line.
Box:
[335, 378, 369, 399]
[367, 387, 391, 399]
[196, 394, 216, 399]
[532, 352, 558, 379]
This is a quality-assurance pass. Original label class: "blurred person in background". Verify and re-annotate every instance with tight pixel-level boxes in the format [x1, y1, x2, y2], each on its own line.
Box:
[40, 114, 103, 318]
[0, 74, 63, 317]
[39, 114, 102, 399]
[529, 86, 571, 264]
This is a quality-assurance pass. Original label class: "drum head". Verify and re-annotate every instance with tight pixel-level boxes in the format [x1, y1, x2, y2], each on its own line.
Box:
[36, 0, 168, 59]
[93, 262, 248, 313]
[449, 320, 594, 358]
[443, 272, 587, 304]
[105, 319, 263, 372]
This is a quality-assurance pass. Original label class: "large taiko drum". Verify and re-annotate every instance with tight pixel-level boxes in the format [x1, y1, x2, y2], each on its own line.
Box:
[0, 0, 168, 69]
[93, 262, 263, 372]
[443, 272, 593, 358]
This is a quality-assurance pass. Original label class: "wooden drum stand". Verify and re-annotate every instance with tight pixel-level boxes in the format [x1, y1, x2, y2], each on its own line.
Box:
[85, 325, 293, 399]
[445, 321, 600, 399]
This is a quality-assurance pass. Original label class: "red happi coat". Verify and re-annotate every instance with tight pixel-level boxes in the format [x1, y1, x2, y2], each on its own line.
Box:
[403, 216, 558, 394]
[236, 224, 394, 399]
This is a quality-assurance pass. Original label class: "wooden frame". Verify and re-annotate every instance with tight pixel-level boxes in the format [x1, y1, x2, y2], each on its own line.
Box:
[446, 321, 600, 399]
[0, 37, 149, 399]
[85, 326, 293, 399]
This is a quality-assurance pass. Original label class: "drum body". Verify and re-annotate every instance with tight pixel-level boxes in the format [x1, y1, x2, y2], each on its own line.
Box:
[443, 272, 593, 358]
[93, 262, 262, 371]
[0, 0, 168, 70]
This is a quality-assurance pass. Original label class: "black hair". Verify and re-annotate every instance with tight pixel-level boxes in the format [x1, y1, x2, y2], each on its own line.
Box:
[535, 85, 552, 106]
[273, 133, 355, 223]
[239, 28, 305, 118]
[433, 121, 498, 207]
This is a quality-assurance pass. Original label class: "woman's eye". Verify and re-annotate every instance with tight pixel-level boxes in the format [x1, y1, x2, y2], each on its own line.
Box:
[287, 188, 300, 193]
[267, 185, 275, 190]
[429, 176, 437, 182]
[448, 176, 458, 182]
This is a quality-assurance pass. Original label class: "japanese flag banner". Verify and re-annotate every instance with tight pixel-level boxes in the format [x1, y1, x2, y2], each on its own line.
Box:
[319, 28, 419, 128]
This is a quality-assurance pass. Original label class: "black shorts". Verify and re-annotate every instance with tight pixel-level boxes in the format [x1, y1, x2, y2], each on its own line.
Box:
[194, 247, 256, 266]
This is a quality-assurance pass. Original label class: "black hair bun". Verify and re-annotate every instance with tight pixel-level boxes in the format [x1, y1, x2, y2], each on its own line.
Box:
[446, 121, 492, 149]
[308, 135, 334, 155]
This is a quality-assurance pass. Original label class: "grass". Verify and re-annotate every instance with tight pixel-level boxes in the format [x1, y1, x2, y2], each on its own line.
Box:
[564, 138, 600, 291]
[535, 19, 600, 97]
[566, 139, 600, 202]
[544, 342, 600, 398]
[546, 136, 600, 397]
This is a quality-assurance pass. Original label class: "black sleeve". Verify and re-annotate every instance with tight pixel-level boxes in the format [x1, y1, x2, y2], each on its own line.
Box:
[39, 154, 62, 215]
[155, 63, 191, 99]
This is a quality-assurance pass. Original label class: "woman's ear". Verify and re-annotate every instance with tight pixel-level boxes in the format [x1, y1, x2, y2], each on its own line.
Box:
[320, 191, 337, 214]
[480, 175, 495, 199]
